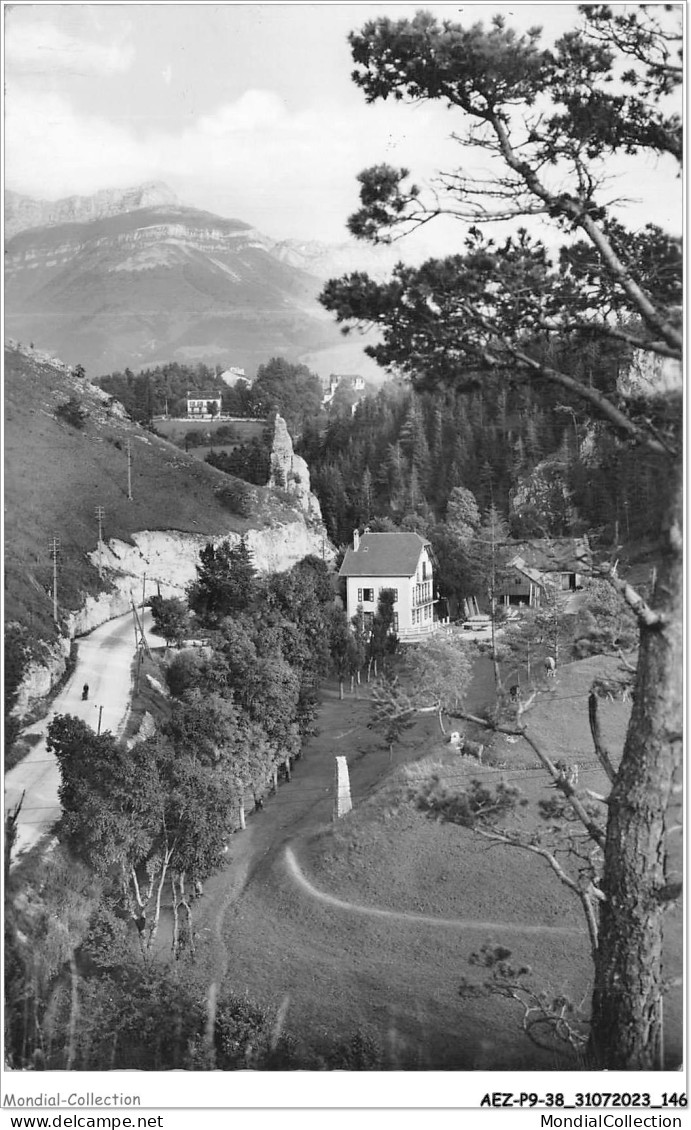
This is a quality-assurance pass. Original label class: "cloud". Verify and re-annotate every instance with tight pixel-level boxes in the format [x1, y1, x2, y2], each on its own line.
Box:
[5, 82, 453, 210]
[5, 90, 149, 199]
[5, 80, 679, 250]
[196, 91, 289, 135]
[5, 18, 134, 78]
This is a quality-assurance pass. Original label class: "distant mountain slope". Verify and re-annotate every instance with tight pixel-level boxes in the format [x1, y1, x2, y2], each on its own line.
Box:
[4, 185, 388, 380]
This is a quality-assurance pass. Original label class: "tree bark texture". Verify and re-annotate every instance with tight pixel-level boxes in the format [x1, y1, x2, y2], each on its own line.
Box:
[589, 478, 683, 1069]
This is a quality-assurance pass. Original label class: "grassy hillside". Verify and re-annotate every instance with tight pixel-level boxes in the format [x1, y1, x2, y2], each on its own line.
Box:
[216, 656, 682, 1069]
[3, 343, 298, 644]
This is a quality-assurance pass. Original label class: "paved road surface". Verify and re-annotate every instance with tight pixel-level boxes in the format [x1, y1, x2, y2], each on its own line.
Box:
[5, 609, 153, 862]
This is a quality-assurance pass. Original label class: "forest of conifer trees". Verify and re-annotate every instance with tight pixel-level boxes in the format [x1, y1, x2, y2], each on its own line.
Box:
[299, 337, 671, 560]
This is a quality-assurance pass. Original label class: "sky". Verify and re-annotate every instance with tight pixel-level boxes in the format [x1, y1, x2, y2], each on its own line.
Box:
[3, 2, 683, 255]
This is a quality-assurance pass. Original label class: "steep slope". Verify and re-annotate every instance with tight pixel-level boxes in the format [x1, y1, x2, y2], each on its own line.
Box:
[4, 342, 330, 711]
[4, 202, 344, 377]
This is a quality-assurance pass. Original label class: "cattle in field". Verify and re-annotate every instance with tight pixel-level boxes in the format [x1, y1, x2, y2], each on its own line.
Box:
[544, 656, 556, 678]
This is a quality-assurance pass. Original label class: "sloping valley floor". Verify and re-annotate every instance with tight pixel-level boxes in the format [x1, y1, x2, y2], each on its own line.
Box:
[180, 655, 683, 1071]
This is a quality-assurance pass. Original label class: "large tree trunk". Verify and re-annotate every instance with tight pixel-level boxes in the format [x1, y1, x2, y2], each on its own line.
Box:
[588, 479, 683, 1069]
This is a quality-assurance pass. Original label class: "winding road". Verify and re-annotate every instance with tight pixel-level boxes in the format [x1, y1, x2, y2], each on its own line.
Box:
[5, 608, 153, 861]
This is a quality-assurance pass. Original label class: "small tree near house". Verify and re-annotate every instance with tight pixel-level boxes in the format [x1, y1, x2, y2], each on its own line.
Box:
[369, 673, 416, 759]
[368, 588, 398, 677]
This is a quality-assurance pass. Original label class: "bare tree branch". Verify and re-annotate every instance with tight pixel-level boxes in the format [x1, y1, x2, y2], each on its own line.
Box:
[588, 691, 617, 784]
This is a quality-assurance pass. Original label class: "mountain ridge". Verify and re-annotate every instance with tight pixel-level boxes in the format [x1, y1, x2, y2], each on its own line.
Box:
[4, 183, 388, 380]
[4, 181, 181, 239]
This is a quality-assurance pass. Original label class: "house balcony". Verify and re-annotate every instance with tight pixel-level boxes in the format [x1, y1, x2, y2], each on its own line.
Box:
[412, 582, 434, 607]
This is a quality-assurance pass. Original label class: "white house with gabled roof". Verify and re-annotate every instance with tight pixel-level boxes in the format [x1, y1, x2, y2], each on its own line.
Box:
[338, 530, 437, 641]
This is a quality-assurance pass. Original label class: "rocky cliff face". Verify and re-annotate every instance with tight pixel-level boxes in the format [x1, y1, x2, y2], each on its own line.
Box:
[15, 520, 332, 719]
[618, 350, 683, 399]
[5, 181, 180, 239]
[70, 521, 331, 636]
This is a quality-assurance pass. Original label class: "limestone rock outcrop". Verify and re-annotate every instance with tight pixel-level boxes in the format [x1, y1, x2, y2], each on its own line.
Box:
[270, 415, 322, 522]
[71, 521, 332, 638]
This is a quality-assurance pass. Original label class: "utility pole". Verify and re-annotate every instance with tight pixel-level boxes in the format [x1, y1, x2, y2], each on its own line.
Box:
[130, 596, 152, 694]
[49, 538, 60, 622]
[126, 439, 133, 501]
[95, 506, 105, 579]
[95, 704, 103, 736]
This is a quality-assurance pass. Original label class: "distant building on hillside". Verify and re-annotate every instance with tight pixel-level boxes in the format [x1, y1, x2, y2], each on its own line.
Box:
[186, 391, 223, 417]
[338, 530, 437, 641]
[220, 367, 251, 389]
[322, 373, 367, 412]
[498, 536, 591, 608]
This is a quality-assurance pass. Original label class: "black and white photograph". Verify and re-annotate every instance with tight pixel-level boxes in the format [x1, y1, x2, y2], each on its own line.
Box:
[2, 0, 684, 1114]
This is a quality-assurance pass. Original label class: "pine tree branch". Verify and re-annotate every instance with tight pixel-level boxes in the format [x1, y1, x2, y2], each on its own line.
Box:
[489, 113, 683, 356]
[459, 302, 674, 459]
[453, 710, 606, 851]
[538, 319, 681, 361]
[476, 827, 599, 960]
[588, 691, 617, 784]
[597, 564, 665, 628]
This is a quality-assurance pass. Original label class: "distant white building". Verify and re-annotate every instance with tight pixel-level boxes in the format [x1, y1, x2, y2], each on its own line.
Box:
[338, 530, 437, 641]
[322, 373, 366, 410]
[220, 367, 251, 389]
[186, 391, 222, 417]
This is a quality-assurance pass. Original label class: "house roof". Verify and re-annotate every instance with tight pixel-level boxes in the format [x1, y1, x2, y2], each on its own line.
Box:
[187, 391, 222, 400]
[504, 537, 591, 573]
[506, 558, 549, 588]
[339, 533, 429, 579]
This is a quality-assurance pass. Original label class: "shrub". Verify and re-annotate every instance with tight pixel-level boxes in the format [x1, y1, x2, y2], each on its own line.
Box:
[273, 488, 298, 509]
[55, 396, 88, 429]
[327, 1028, 383, 1070]
[214, 479, 254, 517]
[164, 650, 202, 698]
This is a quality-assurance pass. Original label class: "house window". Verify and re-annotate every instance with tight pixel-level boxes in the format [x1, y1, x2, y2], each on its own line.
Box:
[422, 561, 428, 580]
[363, 587, 374, 603]
[393, 612, 399, 632]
